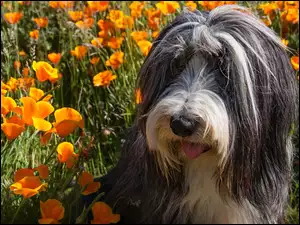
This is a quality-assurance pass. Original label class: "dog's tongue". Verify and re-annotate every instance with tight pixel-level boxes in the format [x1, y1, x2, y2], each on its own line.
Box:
[182, 142, 207, 159]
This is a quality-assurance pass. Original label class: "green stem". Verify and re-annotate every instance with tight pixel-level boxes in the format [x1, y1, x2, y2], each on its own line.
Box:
[11, 198, 27, 224]
[75, 192, 105, 224]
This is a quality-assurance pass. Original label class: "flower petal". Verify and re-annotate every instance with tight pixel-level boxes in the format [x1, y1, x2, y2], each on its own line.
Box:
[32, 117, 52, 132]
[1, 123, 25, 140]
[54, 120, 80, 137]
[34, 164, 49, 179]
[14, 168, 35, 182]
[20, 97, 37, 125]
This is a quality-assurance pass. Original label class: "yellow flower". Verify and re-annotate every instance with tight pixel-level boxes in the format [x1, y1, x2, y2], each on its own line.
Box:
[68, 11, 83, 22]
[4, 12, 23, 24]
[186, 1, 197, 11]
[129, 1, 145, 18]
[156, 1, 180, 15]
[138, 40, 152, 56]
[131, 31, 148, 43]
[56, 142, 79, 168]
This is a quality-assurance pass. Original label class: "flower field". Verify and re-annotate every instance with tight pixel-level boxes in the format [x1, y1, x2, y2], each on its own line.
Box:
[1, 1, 299, 224]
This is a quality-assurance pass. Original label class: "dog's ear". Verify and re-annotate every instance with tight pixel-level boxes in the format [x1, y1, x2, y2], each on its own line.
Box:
[206, 5, 298, 213]
[136, 9, 209, 135]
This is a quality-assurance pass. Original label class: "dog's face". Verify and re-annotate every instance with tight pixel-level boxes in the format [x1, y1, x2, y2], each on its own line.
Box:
[137, 5, 297, 198]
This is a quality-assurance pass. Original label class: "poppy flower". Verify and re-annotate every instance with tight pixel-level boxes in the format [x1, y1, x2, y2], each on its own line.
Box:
[29, 30, 39, 39]
[48, 53, 62, 64]
[129, 1, 145, 18]
[39, 199, 65, 224]
[34, 17, 48, 28]
[87, 1, 109, 13]
[107, 37, 124, 49]
[10, 176, 48, 198]
[130, 31, 148, 43]
[91, 202, 120, 224]
[291, 56, 299, 71]
[90, 57, 100, 65]
[1, 96, 17, 116]
[78, 171, 101, 195]
[70, 46, 88, 60]
[14, 168, 35, 182]
[135, 88, 142, 104]
[186, 1, 197, 11]
[93, 71, 117, 87]
[105, 52, 124, 70]
[75, 18, 94, 29]
[4, 12, 23, 24]
[68, 11, 83, 22]
[137, 40, 152, 56]
[34, 164, 49, 179]
[56, 142, 79, 168]
[155, 1, 180, 15]
[52, 107, 84, 137]
[32, 61, 59, 82]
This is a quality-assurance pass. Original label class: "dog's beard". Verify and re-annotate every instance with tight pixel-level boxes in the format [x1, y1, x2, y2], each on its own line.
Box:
[145, 55, 230, 179]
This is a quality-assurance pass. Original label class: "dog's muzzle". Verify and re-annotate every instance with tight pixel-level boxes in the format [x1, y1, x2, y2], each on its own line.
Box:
[170, 114, 199, 137]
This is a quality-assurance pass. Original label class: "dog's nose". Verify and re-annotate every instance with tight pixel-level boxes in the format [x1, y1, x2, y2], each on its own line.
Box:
[170, 115, 198, 137]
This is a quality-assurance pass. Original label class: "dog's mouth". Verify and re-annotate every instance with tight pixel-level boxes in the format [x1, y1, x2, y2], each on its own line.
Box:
[181, 141, 211, 159]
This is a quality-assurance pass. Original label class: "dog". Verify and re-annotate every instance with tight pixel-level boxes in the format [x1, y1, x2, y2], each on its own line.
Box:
[82, 4, 298, 224]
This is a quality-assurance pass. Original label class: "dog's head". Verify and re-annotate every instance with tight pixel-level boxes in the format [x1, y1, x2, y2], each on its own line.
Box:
[136, 4, 297, 203]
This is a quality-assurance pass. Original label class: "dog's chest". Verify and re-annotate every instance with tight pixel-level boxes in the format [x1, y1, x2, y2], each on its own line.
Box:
[180, 152, 255, 224]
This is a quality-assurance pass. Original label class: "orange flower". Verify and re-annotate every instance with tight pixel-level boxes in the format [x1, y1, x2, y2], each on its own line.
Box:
[93, 71, 117, 87]
[52, 107, 84, 137]
[58, 1, 74, 9]
[68, 11, 83, 22]
[4, 12, 23, 24]
[198, 1, 236, 11]
[29, 87, 52, 102]
[107, 37, 124, 49]
[14, 61, 21, 70]
[138, 40, 152, 56]
[70, 46, 88, 60]
[281, 8, 299, 24]
[107, 10, 124, 22]
[34, 17, 48, 28]
[10, 176, 48, 198]
[1, 121, 25, 140]
[145, 8, 161, 30]
[20, 97, 54, 131]
[19, 51, 26, 56]
[156, 1, 180, 15]
[258, 2, 278, 15]
[87, 1, 109, 13]
[1, 95, 17, 116]
[48, 53, 62, 64]
[131, 31, 148, 43]
[186, 1, 197, 11]
[129, 1, 145, 18]
[152, 30, 160, 39]
[91, 202, 120, 224]
[75, 18, 94, 29]
[97, 19, 115, 32]
[115, 15, 134, 30]
[56, 142, 79, 168]
[49, 1, 59, 8]
[291, 56, 299, 71]
[105, 52, 124, 70]
[135, 88, 142, 104]
[39, 199, 65, 224]
[78, 171, 101, 195]
[6, 77, 18, 91]
[90, 57, 100, 65]
[91, 37, 104, 48]
[34, 164, 49, 179]
[22, 67, 30, 77]
[32, 61, 59, 82]
[14, 168, 35, 182]
[29, 30, 39, 39]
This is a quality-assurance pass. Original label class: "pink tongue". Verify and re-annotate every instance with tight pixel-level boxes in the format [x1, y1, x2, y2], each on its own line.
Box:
[182, 142, 207, 159]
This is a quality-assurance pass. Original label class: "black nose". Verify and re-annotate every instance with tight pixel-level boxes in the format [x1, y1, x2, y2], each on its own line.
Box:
[170, 115, 198, 137]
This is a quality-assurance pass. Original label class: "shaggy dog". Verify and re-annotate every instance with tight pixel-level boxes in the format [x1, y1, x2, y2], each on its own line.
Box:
[82, 5, 298, 224]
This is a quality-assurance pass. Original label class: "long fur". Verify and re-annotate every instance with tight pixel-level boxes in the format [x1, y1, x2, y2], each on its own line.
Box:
[101, 5, 298, 224]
